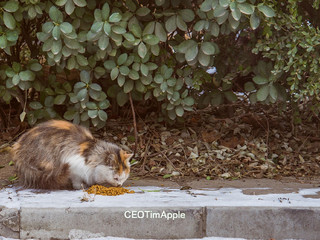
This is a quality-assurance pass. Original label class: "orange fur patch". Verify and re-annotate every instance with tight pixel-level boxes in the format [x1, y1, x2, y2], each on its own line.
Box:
[79, 141, 90, 155]
[39, 161, 54, 171]
[120, 150, 131, 174]
[49, 120, 74, 130]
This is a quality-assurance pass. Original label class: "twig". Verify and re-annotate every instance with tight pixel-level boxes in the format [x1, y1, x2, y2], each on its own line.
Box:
[128, 92, 138, 157]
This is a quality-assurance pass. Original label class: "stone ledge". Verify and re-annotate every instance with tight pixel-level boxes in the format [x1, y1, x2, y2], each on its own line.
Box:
[206, 207, 320, 240]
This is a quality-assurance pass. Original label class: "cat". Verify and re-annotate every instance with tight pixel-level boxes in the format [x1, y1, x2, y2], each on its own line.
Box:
[12, 120, 133, 189]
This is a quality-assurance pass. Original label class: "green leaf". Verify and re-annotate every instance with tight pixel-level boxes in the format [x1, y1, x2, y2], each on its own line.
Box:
[194, 20, 206, 31]
[185, 44, 198, 62]
[143, 34, 159, 45]
[198, 51, 210, 66]
[269, 85, 278, 100]
[257, 5, 275, 18]
[3, 1, 19, 13]
[183, 96, 194, 106]
[119, 66, 130, 76]
[176, 15, 187, 31]
[77, 88, 88, 101]
[29, 62, 42, 72]
[200, 0, 213, 12]
[210, 22, 220, 37]
[80, 70, 90, 83]
[231, 8, 241, 21]
[54, 95, 66, 105]
[88, 109, 98, 118]
[211, 92, 222, 106]
[65, 0, 75, 15]
[244, 82, 255, 92]
[179, 9, 195, 22]
[19, 70, 35, 81]
[12, 74, 20, 85]
[117, 75, 125, 86]
[30, 101, 43, 110]
[49, 6, 63, 23]
[64, 109, 77, 120]
[136, 7, 150, 16]
[101, 2, 110, 20]
[117, 91, 128, 106]
[98, 99, 110, 109]
[3, 12, 16, 30]
[253, 75, 268, 85]
[91, 21, 104, 33]
[128, 70, 139, 80]
[167, 109, 176, 120]
[130, 24, 142, 38]
[256, 85, 269, 101]
[219, 0, 230, 7]
[138, 42, 147, 58]
[76, 55, 88, 67]
[201, 42, 215, 55]
[0, 35, 7, 49]
[238, 3, 254, 15]
[98, 110, 108, 121]
[123, 32, 135, 42]
[124, 79, 134, 93]
[165, 15, 177, 32]
[175, 106, 184, 117]
[60, 22, 73, 34]
[104, 60, 116, 70]
[154, 74, 164, 84]
[111, 67, 119, 80]
[98, 35, 109, 50]
[224, 91, 237, 102]
[250, 12, 260, 30]
[73, 0, 87, 7]
[155, 22, 167, 42]
[89, 83, 102, 91]
[214, 5, 227, 17]
[104, 22, 111, 35]
[56, 0, 68, 6]
[109, 12, 122, 23]
[140, 63, 149, 76]
[6, 30, 18, 42]
[52, 26, 61, 40]
[228, 13, 240, 29]
[112, 25, 126, 34]
[117, 53, 128, 65]
[86, 101, 97, 110]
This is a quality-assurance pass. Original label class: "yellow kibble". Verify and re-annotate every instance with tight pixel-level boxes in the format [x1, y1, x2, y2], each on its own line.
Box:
[86, 185, 135, 196]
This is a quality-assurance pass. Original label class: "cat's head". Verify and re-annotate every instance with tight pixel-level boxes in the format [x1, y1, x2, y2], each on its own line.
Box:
[108, 148, 133, 186]
[91, 141, 133, 187]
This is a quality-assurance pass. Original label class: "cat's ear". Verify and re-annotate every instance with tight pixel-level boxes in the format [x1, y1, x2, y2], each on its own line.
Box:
[120, 150, 133, 164]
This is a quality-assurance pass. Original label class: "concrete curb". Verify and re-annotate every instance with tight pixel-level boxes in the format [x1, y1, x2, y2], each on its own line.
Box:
[1, 186, 320, 239]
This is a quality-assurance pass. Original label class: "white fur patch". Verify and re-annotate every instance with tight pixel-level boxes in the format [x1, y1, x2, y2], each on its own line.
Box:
[62, 154, 95, 189]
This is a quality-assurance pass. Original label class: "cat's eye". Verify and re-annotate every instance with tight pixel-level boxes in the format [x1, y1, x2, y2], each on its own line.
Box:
[114, 177, 119, 181]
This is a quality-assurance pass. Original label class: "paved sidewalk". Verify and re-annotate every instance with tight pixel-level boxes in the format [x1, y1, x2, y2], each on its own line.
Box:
[0, 179, 319, 239]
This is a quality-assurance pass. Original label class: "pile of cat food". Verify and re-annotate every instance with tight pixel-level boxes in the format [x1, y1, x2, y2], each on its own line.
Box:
[86, 184, 134, 196]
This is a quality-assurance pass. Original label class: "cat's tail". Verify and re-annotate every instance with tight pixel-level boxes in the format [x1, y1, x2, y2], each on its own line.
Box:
[12, 145, 71, 189]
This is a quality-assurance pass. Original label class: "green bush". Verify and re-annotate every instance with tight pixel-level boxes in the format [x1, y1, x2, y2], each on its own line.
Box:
[0, 0, 318, 128]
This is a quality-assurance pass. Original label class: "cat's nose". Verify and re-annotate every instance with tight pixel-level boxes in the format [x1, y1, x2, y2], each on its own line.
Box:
[116, 183, 122, 187]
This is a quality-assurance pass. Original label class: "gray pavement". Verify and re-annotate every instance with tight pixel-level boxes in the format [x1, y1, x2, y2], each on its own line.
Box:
[0, 179, 319, 239]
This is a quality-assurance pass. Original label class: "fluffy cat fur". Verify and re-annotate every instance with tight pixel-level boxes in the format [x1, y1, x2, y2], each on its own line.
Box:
[12, 120, 133, 189]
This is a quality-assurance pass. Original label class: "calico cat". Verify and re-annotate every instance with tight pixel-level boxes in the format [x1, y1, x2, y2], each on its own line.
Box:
[12, 120, 133, 189]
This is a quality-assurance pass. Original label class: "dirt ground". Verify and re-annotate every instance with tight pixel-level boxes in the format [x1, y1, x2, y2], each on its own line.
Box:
[1, 148, 319, 198]
[1, 104, 319, 191]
